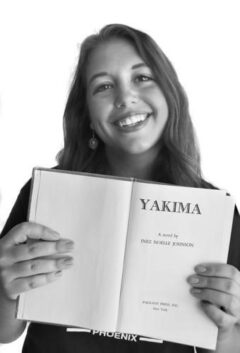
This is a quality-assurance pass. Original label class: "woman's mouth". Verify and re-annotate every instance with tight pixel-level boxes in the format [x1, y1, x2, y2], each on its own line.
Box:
[114, 113, 152, 130]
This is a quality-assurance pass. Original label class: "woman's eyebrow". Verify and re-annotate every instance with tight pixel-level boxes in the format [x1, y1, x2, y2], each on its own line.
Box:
[88, 72, 109, 86]
[131, 63, 149, 70]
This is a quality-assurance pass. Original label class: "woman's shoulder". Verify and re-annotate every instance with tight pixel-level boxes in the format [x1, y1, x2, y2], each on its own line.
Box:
[199, 178, 218, 190]
[0, 180, 31, 238]
[15, 166, 60, 202]
[0, 166, 60, 238]
[199, 178, 240, 268]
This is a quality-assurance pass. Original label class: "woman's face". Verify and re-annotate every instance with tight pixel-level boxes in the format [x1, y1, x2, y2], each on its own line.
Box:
[86, 38, 168, 157]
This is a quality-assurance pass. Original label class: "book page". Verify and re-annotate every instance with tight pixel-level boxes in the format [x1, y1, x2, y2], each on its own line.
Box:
[117, 182, 234, 349]
[17, 169, 132, 331]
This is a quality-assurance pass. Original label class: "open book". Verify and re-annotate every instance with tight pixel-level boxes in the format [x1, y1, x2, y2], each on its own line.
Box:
[17, 168, 235, 349]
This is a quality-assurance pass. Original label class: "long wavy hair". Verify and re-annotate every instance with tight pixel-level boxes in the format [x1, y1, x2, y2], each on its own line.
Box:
[57, 24, 209, 187]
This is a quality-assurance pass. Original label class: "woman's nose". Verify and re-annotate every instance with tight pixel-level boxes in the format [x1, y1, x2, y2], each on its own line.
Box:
[114, 86, 138, 109]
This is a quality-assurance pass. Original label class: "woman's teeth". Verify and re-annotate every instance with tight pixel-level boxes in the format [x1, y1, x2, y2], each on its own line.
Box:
[117, 114, 150, 128]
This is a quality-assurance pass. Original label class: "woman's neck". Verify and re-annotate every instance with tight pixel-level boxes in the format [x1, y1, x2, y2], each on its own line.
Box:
[105, 147, 160, 180]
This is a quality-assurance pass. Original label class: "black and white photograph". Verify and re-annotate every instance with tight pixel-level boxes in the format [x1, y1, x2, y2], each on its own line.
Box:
[0, 1, 240, 352]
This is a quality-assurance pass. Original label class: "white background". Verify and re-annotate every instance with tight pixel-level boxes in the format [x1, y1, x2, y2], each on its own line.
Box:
[0, 0, 239, 351]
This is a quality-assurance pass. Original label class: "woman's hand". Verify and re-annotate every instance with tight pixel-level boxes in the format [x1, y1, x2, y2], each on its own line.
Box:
[188, 263, 240, 337]
[0, 222, 74, 300]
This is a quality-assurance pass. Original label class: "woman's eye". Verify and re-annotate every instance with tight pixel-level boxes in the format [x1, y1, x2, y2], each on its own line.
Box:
[135, 75, 153, 83]
[94, 83, 113, 94]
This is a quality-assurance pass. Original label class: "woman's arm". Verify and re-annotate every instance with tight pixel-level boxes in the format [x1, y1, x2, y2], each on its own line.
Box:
[215, 324, 240, 352]
[0, 288, 26, 343]
[197, 324, 240, 352]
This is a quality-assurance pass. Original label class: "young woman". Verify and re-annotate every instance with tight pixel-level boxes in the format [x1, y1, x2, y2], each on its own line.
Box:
[0, 24, 240, 353]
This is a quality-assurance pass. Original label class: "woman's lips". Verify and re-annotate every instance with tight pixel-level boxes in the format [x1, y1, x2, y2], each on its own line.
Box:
[113, 113, 152, 131]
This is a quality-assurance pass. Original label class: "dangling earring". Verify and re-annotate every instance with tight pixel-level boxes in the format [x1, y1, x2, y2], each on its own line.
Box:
[88, 125, 99, 150]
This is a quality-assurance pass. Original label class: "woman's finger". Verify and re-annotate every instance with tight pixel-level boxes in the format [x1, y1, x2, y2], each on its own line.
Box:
[6, 238, 74, 263]
[6, 271, 63, 300]
[191, 288, 240, 317]
[200, 301, 238, 329]
[3, 222, 60, 246]
[4, 256, 74, 281]
[188, 275, 240, 297]
[195, 263, 240, 286]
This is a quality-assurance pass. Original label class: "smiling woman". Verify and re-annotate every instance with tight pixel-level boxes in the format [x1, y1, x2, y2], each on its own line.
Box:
[57, 24, 201, 186]
[86, 39, 169, 167]
[0, 23, 240, 353]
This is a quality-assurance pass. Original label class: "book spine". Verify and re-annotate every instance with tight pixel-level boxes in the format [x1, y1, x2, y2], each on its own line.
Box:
[220, 196, 235, 260]
[16, 169, 42, 319]
[116, 179, 135, 329]
[29, 169, 42, 222]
